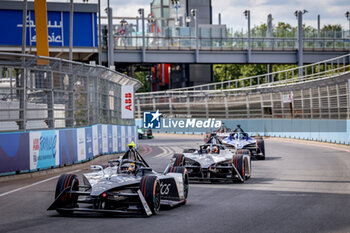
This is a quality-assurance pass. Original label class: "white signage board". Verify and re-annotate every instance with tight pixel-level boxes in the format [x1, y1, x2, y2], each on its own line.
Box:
[121, 85, 134, 119]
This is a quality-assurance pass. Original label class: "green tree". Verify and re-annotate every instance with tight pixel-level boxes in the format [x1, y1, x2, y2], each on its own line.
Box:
[134, 71, 150, 93]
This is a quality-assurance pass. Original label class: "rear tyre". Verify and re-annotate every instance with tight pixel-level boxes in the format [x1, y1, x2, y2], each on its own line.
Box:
[232, 154, 245, 183]
[173, 154, 185, 167]
[256, 138, 265, 159]
[55, 174, 79, 215]
[168, 166, 189, 202]
[139, 176, 161, 215]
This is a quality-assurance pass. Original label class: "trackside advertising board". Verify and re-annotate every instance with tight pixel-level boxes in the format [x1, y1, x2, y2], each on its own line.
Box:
[0, 124, 137, 174]
[121, 85, 134, 119]
[30, 130, 59, 170]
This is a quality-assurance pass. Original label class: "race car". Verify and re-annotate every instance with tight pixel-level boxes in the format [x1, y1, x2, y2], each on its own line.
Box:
[222, 125, 265, 160]
[48, 142, 188, 216]
[204, 122, 231, 142]
[167, 135, 251, 183]
[138, 127, 153, 139]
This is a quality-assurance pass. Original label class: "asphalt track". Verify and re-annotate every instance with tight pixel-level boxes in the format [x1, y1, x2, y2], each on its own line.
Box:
[0, 134, 350, 233]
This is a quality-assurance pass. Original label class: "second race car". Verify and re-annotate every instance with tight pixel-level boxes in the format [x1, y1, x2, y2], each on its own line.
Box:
[167, 134, 251, 183]
[222, 125, 265, 160]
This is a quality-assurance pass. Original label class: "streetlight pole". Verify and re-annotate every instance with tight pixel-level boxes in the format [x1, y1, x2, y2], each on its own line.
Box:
[138, 8, 145, 62]
[191, 9, 198, 63]
[346, 11, 350, 53]
[244, 10, 251, 63]
[21, 0, 27, 55]
[69, 0, 74, 61]
[295, 10, 308, 79]
[107, 0, 114, 69]
[98, 0, 102, 65]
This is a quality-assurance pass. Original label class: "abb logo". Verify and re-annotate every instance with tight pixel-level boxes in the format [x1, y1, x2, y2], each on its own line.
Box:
[33, 138, 39, 151]
[125, 93, 132, 111]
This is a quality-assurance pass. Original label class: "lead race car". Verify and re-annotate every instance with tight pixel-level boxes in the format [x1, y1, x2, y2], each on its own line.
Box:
[167, 134, 251, 183]
[221, 125, 265, 160]
[48, 142, 188, 216]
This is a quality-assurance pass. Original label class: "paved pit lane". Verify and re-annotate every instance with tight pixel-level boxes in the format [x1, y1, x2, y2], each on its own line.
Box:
[0, 134, 350, 233]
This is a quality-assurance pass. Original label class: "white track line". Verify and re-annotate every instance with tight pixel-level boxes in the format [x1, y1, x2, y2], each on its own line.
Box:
[158, 147, 175, 158]
[0, 169, 81, 198]
[154, 146, 169, 158]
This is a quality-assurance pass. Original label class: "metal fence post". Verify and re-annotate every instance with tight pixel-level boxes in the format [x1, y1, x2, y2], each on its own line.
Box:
[224, 93, 229, 119]
[19, 67, 27, 130]
[310, 88, 313, 118]
[205, 93, 209, 119]
[137, 97, 141, 119]
[246, 94, 250, 118]
[67, 73, 75, 127]
[47, 70, 54, 128]
[186, 93, 191, 117]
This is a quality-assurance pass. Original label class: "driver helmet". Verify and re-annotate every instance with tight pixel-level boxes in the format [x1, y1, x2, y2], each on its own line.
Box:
[121, 162, 135, 174]
[234, 133, 239, 140]
[212, 146, 219, 154]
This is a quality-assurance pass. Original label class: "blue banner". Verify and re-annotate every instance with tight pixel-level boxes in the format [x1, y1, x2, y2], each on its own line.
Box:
[0, 9, 97, 47]
[117, 125, 122, 152]
[0, 132, 29, 173]
[59, 129, 77, 165]
[98, 124, 102, 154]
[108, 125, 113, 153]
[85, 127, 93, 160]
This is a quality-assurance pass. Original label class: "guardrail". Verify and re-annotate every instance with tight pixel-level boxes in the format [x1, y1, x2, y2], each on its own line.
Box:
[0, 52, 141, 132]
[114, 36, 350, 51]
[135, 54, 350, 120]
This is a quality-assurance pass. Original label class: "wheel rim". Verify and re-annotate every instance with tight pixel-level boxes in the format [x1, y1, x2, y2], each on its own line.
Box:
[154, 181, 161, 212]
[183, 173, 189, 199]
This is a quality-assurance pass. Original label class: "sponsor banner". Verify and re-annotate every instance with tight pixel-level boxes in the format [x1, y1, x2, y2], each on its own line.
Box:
[102, 125, 108, 154]
[112, 125, 118, 152]
[108, 125, 113, 153]
[127, 126, 132, 145]
[117, 125, 122, 152]
[76, 128, 86, 161]
[121, 126, 126, 151]
[59, 129, 77, 165]
[0, 132, 29, 173]
[121, 85, 134, 119]
[92, 125, 99, 157]
[98, 124, 102, 154]
[85, 127, 93, 159]
[30, 130, 59, 170]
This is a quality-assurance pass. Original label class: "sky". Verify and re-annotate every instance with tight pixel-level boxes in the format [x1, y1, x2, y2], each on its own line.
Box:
[24, 0, 350, 31]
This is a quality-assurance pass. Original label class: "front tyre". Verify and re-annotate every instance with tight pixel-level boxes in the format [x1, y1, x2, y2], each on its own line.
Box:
[54, 174, 79, 215]
[168, 166, 189, 202]
[140, 176, 161, 215]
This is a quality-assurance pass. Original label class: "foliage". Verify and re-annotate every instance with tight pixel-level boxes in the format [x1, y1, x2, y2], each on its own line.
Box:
[134, 71, 150, 93]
